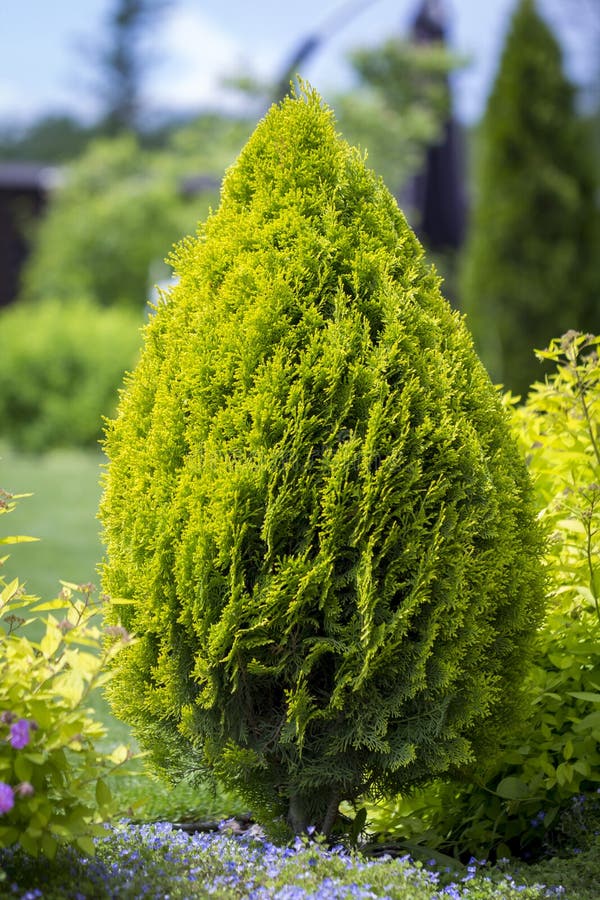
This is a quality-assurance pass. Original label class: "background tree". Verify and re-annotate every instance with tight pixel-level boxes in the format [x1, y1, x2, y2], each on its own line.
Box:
[334, 37, 459, 201]
[18, 134, 217, 310]
[226, 33, 457, 208]
[549, 0, 600, 177]
[460, 0, 600, 396]
[0, 115, 94, 164]
[16, 106, 257, 313]
[93, 0, 172, 135]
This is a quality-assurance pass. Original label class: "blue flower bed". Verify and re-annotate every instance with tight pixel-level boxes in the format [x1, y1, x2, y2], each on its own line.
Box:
[0, 821, 564, 899]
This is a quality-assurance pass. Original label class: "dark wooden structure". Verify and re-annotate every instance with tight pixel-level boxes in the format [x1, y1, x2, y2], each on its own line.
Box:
[0, 162, 58, 307]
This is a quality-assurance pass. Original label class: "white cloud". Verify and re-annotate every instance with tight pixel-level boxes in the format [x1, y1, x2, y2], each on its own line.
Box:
[146, 6, 264, 114]
[0, 80, 45, 124]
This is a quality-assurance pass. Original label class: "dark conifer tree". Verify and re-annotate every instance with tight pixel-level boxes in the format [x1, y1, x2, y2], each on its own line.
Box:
[96, 0, 171, 134]
[460, 0, 600, 396]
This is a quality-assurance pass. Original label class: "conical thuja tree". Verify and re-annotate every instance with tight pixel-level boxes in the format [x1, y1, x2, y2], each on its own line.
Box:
[100, 87, 545, 836]
[460, 0, 600, 396]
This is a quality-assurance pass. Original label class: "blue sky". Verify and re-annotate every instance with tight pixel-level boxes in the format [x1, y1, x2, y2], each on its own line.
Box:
[0, 0, 594, 127]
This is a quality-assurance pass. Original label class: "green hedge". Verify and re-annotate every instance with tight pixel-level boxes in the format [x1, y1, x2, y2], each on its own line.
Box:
[0, 297, 142, 451]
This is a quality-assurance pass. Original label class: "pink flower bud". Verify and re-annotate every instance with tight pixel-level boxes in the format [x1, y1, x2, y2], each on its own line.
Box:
[16, 782, 34, 798]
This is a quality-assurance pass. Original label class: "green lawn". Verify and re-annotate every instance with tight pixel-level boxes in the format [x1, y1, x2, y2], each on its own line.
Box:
[1, 442, 105, 600]
[1, 443, 130, 742]
[0, 443, 133, 747]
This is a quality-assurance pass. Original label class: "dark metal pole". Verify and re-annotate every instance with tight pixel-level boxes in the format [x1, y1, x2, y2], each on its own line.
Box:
[273, 0, 382, 102]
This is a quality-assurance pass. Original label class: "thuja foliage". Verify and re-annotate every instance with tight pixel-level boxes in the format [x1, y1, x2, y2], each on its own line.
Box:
[100, 87, 545, 836]
[460, 0, 600, 396]
[0, 489, 134, 858]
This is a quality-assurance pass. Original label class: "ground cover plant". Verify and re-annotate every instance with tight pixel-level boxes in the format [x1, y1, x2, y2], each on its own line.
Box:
[100, 85, 545, 838]
[0, 821, 563, 899]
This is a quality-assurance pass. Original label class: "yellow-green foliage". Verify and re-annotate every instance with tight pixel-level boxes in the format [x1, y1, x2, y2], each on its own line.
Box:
[514, 331, 600, 608]
[0, 490, 134, 858]
[509, 332, 600, 833]
[100, 88, 544, 835]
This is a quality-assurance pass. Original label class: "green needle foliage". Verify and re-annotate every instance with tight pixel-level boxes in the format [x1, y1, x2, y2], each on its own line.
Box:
[100, 87, 545, 837]
[460, 0, 600, 396]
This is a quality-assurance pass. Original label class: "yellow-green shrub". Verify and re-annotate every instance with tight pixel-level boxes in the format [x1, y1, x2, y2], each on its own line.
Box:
[100, 88, 545, 837]
[0, 489, 134, 858]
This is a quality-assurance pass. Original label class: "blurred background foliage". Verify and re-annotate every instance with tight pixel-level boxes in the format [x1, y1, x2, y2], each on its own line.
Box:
[0, 296, 142, 451]
[18, 134, 217, 311]
[460, 0, 600, 396]
[0, 0, 474, 451]
[339, 38, 458, 188]
[0, 0, 595, 430]
[0, 0, 597, 443]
